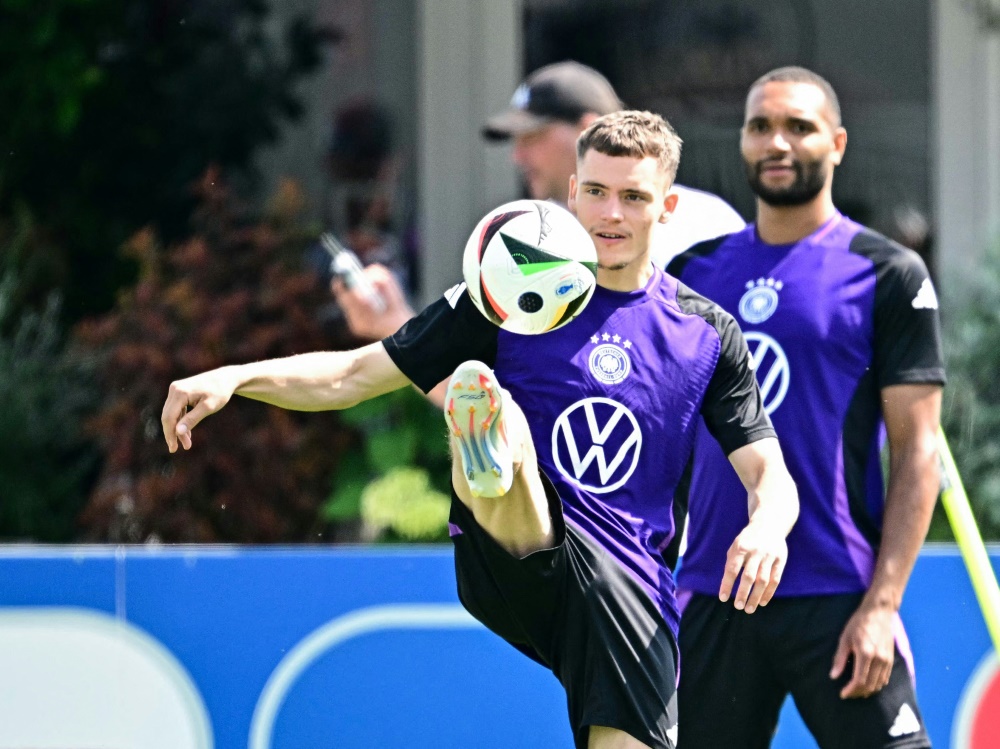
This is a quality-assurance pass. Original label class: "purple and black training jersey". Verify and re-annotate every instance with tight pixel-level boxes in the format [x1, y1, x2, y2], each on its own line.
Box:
[668, 213, 946, 597]
[383, 265, 773, 640]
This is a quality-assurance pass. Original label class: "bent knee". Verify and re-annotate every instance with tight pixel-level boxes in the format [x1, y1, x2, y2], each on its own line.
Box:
[588, 725, 654, 749]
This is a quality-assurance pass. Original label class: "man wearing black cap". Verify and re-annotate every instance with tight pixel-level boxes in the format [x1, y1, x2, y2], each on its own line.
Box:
[482, 61, 622, 206]
[483, 61, 746, 266]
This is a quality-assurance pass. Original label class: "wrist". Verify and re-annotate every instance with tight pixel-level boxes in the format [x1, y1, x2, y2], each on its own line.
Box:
[860, 587, 901, 613]
[746, 502, 796, 538]
[227, 363, 255, 394]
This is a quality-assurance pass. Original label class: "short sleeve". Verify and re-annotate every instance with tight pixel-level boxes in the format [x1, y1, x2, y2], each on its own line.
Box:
[700, 311, 776, 455]
[382, 283, 500, 393]
[870, 244, 946, 388]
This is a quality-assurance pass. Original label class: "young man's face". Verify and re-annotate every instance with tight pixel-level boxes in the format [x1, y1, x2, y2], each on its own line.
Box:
[511, 121, 583, 203]
[741, 81, 847, 207]
[568, 149, 675, 275]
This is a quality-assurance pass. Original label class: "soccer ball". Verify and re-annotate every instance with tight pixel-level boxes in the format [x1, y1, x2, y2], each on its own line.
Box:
[463, 199, 597, 335]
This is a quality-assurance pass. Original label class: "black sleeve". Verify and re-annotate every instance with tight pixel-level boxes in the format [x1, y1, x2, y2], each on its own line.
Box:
[677, 285, 775, 454]
[665, 235, 728, 279]
[873, 251, 946, 388]
[853, 231, 946, 388]
[382, 283, 499, 393]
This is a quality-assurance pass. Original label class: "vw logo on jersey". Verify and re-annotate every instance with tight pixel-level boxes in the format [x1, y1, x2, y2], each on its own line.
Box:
[739, 278, 783, 324]
[744, 331, 790, 415]
[551, 397, 642, 493]
[589, 344, 631, 384]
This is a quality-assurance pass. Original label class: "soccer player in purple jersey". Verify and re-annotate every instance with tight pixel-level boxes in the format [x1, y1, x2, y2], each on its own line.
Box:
[667, 68, 945, 749]
[161, 111, 799, 749]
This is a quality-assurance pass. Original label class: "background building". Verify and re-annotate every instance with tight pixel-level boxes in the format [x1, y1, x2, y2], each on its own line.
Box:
[259, 0, 1000, 303]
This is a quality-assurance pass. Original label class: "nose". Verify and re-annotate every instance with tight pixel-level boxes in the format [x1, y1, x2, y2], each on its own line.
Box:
[767, 130, 792, 154]
[602, 195, 624, 222]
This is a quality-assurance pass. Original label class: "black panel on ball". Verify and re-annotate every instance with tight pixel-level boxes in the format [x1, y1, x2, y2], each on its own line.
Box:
[517, 292, 544, 313]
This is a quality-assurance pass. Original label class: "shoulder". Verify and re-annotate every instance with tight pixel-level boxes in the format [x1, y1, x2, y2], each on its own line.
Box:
[651, 185, 746, 268]
[846, 225, 927, 273]
[845, 225, 935, 300]
[673, 280, 739, 340]
[671, 184, 745, 225]
[666, 229, 744, 279]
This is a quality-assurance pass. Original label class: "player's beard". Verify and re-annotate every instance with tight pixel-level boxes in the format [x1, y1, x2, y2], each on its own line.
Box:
[745, 157, 827, 206]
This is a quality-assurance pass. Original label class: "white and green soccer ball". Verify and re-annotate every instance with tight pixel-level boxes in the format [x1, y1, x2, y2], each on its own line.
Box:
[463, 199, 597, 335]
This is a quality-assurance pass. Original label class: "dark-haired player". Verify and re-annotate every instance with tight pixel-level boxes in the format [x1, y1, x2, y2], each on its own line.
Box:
[668, 67, 944, 749]
[162, 111, 798, 749]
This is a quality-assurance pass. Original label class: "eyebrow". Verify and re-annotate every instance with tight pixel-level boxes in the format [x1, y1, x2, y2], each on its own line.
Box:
[788, 116, 819, 128]
[580, 180, 652, 197]
[745, 114, 820, 128]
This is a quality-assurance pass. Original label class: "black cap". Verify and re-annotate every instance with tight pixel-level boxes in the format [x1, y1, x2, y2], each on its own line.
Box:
[482, 61, 622, 141]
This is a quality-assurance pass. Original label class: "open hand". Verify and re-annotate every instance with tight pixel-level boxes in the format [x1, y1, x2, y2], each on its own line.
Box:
[719, 522, 788, 613]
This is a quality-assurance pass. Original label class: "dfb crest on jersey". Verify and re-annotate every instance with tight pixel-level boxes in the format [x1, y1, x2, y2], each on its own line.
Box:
[587, 332, 633, 385]
[739, 278, 783, 324]
[589, 344, 631, 384]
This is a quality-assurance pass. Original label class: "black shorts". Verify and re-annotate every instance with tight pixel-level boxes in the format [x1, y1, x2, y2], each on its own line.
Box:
[678, 592, 931, 749]
[450, 475, 678, 749]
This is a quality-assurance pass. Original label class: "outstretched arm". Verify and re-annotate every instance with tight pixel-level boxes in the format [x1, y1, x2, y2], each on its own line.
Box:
[333, 266, 450, 407]
[721, 436, 799, 613]
[161, 342, 410, 452]
[830, 383, 941, 698]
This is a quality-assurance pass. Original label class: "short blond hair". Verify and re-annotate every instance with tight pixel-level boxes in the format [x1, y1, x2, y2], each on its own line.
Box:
[576, 110, 682, 184]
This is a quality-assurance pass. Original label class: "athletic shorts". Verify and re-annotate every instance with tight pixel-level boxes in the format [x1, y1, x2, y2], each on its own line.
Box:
[677, 592, 931, 749]
[449, 474, 678, 749]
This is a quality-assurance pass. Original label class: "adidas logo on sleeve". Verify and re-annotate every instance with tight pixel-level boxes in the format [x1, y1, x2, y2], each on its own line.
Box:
[444, 282, 467, 309]
[911, 278, 939, 310]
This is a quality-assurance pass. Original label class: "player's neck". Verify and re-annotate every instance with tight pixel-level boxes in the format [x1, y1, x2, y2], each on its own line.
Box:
[597, 259, 655, 292]
[755, 194, 838, 245]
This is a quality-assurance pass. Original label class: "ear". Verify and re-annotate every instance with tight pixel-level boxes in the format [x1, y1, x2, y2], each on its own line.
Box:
[659, 191, 679, 224]
[567, 174, 579, 215]
[830, 126, 848, 166]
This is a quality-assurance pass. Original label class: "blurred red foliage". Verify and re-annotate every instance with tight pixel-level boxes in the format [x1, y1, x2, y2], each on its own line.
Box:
[75, 171, 358, 542]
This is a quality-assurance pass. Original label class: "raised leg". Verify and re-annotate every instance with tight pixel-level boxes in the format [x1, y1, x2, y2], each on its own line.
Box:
[445, 361, 554, 558]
